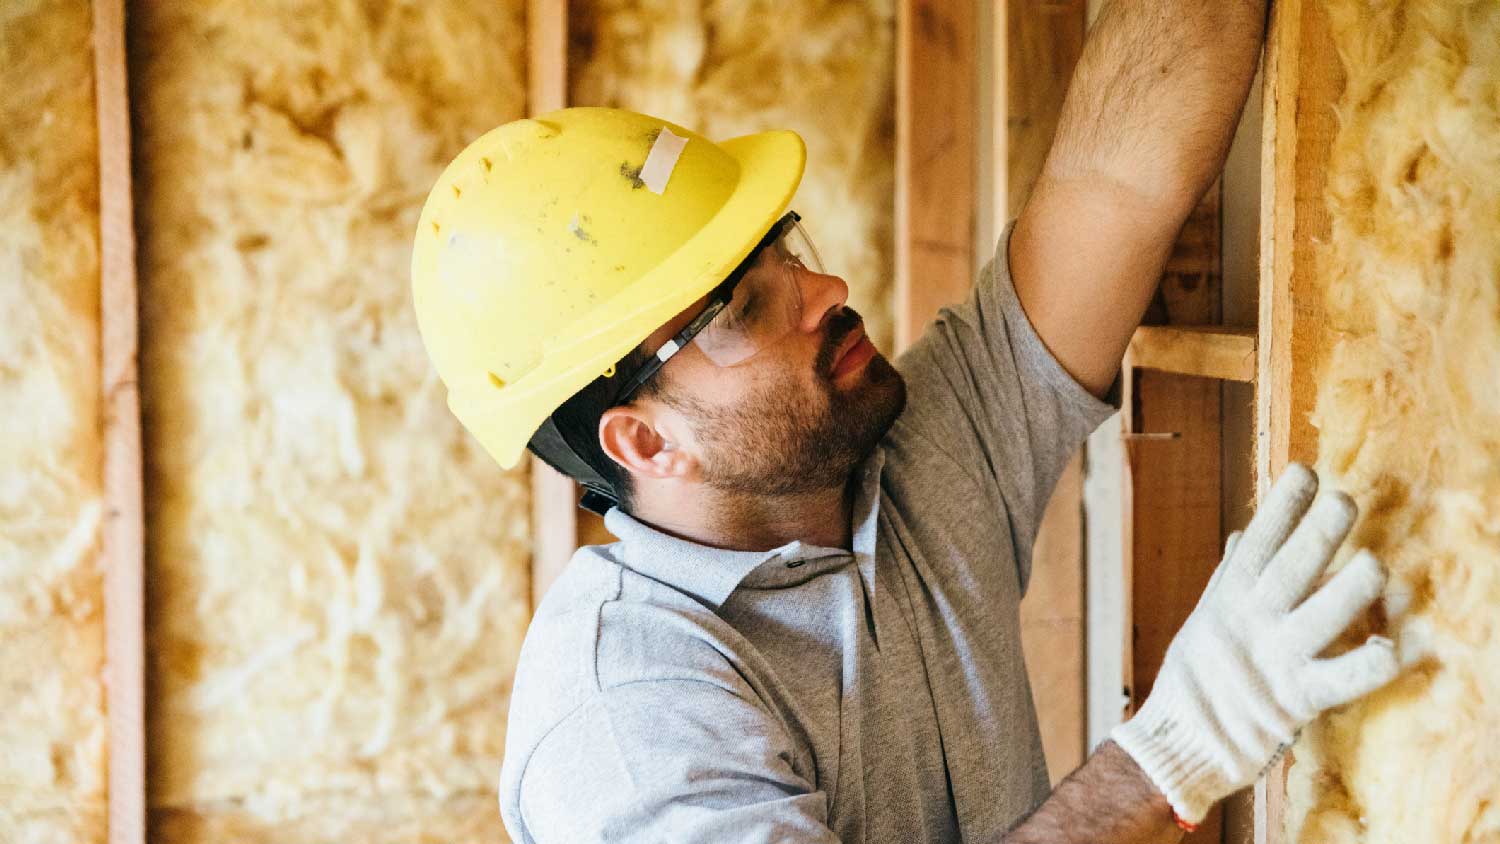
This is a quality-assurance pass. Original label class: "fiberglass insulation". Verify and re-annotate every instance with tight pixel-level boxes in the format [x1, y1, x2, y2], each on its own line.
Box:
[0, 2, 107, 842]
[1285, 1, 1500, 842]
[569, 0, 897, 350]
[129, 2, 531, 840]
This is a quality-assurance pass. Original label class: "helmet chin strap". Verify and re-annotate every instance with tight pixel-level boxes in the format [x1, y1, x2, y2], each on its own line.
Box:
[527, 417, 621, 516]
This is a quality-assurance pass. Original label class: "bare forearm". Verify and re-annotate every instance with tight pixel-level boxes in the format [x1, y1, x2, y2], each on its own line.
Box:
[1007, 0, 1266, 394]
[1045, 0, 1265, 214]
[999, 740, 1182, 844]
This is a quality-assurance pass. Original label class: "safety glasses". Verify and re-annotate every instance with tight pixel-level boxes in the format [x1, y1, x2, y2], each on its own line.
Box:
[612, 212, 823, 403]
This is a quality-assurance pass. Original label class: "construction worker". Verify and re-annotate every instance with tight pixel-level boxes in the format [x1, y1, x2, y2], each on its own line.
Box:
[412, 3, 1400, 841]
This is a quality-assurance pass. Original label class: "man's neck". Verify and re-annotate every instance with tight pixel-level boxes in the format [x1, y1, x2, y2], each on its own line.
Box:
[628, 477, 857, 552]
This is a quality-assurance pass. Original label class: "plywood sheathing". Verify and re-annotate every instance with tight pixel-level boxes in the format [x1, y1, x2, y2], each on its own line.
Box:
[0, 1, 108, 841]
[128, 3, 531, 840]
[1282, 1, 1500, 841]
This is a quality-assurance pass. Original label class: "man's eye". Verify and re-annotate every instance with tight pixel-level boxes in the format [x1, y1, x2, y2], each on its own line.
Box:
[734, 294, 759, 321]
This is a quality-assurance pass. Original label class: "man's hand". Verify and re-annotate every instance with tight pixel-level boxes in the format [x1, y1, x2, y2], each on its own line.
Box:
[1111, 463, 1402, 825]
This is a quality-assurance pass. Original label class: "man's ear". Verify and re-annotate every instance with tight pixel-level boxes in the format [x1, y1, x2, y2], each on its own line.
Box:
[599, 405, 694, 483]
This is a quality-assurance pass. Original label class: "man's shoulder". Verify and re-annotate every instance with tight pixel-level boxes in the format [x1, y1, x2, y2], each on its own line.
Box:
[506, 541, 756, 745]
[524, 541, 748, 679]
[501, 542, 763, 831]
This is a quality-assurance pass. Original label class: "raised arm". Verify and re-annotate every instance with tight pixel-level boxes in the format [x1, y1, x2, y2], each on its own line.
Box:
[1009, 0, 1266, 397]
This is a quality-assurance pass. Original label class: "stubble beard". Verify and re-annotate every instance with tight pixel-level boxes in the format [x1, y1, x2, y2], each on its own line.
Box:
[680, 310, 908, 497]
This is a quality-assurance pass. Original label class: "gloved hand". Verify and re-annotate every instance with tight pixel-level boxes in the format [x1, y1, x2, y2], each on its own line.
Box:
[1111, 462, 1400, 825]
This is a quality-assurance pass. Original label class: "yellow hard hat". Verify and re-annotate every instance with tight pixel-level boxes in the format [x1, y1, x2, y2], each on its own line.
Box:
[411, 107, 806, 471]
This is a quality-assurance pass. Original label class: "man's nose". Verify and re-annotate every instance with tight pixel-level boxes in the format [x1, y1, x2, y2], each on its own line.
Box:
[796, 267, 850, 332]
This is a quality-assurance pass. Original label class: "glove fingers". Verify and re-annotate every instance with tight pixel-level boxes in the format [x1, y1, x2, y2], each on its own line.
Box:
[1300, 634, 1399, 713]
[1235, 463, 1318, 580]
[1285, 549, 1387, 656]
[1198, 531, 1242, 603]
[1257, 491, 1358, 613]
[1222, 530, 1243, 561]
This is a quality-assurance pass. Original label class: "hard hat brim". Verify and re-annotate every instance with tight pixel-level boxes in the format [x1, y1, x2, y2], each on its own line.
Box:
[454, 127, 808, 470]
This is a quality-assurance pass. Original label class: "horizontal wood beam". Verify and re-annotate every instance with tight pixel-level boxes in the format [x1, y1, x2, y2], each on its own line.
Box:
[1128, 326, 1256, 383]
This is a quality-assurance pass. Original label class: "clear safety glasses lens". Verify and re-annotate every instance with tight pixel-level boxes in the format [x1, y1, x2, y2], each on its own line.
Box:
[693, 218, 824, 367]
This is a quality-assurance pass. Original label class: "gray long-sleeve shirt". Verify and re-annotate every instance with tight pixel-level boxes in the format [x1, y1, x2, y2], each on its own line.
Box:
[498, 222, 1117, 843]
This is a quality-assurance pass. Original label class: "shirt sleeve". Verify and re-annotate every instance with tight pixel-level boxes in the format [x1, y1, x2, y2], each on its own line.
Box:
[889, 220, 1118, 590]
[513, 679, 840, 844]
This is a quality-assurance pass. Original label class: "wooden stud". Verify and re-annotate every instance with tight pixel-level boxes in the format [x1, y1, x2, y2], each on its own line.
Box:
[1124, 178, 1227, 841]
[1256, 0, 1299, 505]
[1018, 453, 1088, 780]
[529, 459, 578, 609]
[527, 0, 567, 119]
[1256, 0, 1337, 498]
[1006, 0, 1087, 221]
[1122, 171, 1224, 750]
[1124, 367, 1224, 699]
[526, 0, 578, 610]
[895, 0, 978, 351]
[1128, 326, 1257, 383]
[1124, 376, 1226, 844]
[1254, 0, 1342, 839]
[1004, 0, 1090, 782]
[93, 0, 146, 841]
[913, 4, 1093, 785]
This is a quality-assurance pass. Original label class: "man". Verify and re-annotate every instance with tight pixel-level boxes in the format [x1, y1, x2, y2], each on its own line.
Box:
[411, 1, 1401, 841]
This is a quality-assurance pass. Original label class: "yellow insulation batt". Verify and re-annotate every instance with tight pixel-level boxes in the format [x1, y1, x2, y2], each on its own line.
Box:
[1286, 1, 1500, 842]
[570, 0, 897, 349]
[129, 2, 530, 840]
[0, 2, 107, 842]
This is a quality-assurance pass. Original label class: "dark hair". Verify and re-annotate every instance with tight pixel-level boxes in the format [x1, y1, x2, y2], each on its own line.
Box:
[548, 344, 663, 513]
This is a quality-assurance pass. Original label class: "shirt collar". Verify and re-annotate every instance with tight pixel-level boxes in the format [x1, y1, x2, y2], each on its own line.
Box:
[603, 448, 888, 609]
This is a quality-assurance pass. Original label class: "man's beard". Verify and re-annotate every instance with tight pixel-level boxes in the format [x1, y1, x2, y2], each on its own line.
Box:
[669, 308, 907, 497]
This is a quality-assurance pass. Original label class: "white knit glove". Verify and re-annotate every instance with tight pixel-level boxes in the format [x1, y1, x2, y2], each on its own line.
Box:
[1111, 463, 1400, 824]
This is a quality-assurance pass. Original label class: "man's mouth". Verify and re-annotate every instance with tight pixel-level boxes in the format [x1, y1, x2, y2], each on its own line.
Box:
[830, 323, 876, 379]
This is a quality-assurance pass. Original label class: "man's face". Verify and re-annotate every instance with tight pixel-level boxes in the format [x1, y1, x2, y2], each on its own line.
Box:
[634, 253, 907, 496]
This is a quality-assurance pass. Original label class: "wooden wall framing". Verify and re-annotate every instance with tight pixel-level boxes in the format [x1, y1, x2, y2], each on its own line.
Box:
[74, 4, 1324, 840]
[93, 0, 146, 840]
[68, 1, 1078, 838]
